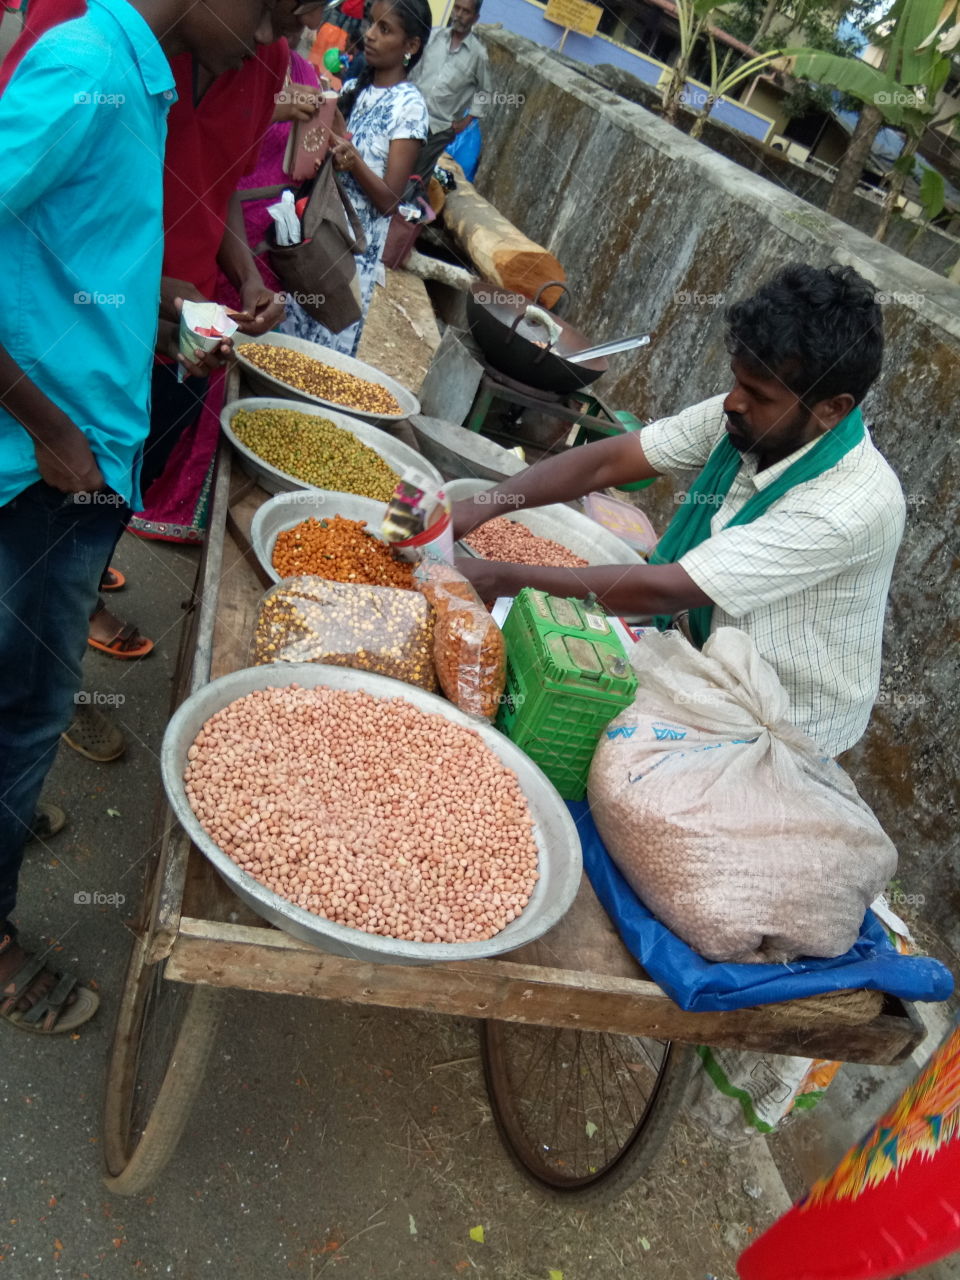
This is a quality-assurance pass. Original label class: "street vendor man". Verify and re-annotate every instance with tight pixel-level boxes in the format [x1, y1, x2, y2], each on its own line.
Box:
[452, 264, 905, 759]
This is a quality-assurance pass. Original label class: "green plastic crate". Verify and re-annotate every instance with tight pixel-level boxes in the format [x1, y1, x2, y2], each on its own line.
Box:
[496, 590, 637, 800]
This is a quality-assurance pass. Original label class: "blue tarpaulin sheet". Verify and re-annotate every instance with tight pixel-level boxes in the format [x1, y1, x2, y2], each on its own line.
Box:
[568, 801, 955, 1013]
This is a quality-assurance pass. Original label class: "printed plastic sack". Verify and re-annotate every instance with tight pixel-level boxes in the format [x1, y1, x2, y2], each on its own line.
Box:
[253, 575, 437, 692]
[414, 560, 505, 720]
[685, 896, 917, 1138]
[587, 627, 898, 964]
[445, 118, 482, 181]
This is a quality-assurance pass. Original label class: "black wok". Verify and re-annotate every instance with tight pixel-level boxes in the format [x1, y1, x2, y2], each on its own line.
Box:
[466, 281, 608, 395]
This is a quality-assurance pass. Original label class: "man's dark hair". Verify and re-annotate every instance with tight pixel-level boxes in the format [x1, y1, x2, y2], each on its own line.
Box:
[472, 0, 483, 16]
[725, 264, 884, 407]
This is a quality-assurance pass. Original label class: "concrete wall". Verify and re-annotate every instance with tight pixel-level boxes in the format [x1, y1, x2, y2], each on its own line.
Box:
[475, 28, 960, 958]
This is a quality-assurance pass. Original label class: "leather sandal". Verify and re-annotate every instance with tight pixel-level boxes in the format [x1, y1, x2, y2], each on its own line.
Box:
[0, 933, 99, 1034]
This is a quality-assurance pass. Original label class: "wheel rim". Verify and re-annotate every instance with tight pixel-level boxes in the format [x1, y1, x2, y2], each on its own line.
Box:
[128, 966, 193, 1156]
[103, 942, 193, 1176]
[482, 1025, 676, 1190]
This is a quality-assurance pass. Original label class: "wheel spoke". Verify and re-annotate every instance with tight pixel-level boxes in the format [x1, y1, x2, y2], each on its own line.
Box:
[103, 932, 222, 1193]
[482, 1022, 692, 1200]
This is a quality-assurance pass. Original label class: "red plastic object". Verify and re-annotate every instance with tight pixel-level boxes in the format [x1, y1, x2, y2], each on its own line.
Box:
[738, 1022, 960, 1280]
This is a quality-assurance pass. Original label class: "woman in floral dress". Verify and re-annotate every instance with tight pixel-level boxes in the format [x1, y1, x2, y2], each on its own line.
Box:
[279, 0, 432, 357]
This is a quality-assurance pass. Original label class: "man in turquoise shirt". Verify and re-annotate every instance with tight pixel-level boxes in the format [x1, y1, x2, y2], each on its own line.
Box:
[0, 0, 277, 1035]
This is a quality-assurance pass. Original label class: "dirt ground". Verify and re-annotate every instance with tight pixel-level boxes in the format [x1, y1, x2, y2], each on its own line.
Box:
[357, 269, 442, 394]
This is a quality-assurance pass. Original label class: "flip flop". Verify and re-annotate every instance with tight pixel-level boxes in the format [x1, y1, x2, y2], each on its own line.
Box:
[88, 623, 154, 660]
[0, 935, 100, 1034]
[99, 567, 126, 591]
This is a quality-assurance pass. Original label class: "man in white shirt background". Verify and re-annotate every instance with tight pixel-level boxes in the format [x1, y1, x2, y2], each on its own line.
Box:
[410, 0, 492, 150]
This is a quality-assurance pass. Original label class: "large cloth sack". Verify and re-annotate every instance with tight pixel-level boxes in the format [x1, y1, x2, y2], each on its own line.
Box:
[587, 628, 897, 964]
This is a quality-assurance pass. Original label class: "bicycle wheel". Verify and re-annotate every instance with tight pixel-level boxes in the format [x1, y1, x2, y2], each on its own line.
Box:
[481, 1023, 695, 1203]
[102, 935, 223, 1195]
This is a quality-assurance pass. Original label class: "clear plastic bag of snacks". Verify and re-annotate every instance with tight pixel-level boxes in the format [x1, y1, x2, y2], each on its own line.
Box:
[253, 575, 437, 692]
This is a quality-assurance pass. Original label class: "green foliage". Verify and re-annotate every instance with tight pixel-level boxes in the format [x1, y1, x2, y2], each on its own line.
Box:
[919, 165, 946, 218]
[892, 150, 919, 175]
[779, 78, 838, 119]
[881, 0, 946, 82]
[721, 0, 873, 54]
[718, 0, 768, 48]
[786, 48, 916, 123]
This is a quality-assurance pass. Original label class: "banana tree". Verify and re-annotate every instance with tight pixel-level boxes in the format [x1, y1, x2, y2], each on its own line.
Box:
[786, 0, 960, 237]
[871, 0, 957, 237]
[661, 0, 722, 122]
[663, 0, 795, 131]
[689, 41, 793, 138]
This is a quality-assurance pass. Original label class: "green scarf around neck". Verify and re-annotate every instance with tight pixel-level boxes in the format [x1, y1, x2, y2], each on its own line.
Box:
[648, 407, 865, 646]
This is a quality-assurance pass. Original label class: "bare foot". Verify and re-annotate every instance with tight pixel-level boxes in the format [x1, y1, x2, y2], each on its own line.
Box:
[89, 600, 126, 645]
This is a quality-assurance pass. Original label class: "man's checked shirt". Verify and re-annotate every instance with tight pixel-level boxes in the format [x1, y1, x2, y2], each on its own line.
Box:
[641, 395, 905, 756]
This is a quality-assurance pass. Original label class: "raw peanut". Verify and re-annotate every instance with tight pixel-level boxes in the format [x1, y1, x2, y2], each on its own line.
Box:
[182, 686, 540, 943]
[466, 518, 588, 568]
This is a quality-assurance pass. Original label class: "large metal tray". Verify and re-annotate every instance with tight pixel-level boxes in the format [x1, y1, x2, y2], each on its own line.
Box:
[221, 397, 442, 497]
[409, 415, 528, 483]
[233, 332, 419, 422]
[162, 664, 582, 966]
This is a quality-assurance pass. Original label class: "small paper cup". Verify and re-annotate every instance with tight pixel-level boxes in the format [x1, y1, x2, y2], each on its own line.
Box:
[178, 301, 238, 375]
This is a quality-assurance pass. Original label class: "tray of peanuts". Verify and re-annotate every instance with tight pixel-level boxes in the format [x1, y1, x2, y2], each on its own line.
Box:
[162, 663, 582, 965]
[445, 478, 644, 568]
[233, 332, 419, 422]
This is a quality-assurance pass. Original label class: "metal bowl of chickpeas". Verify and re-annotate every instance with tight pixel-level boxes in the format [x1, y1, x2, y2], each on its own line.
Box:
[162, 663, 583, 965]
[221, 397, 443, 498]
[234, 333, 420, 422]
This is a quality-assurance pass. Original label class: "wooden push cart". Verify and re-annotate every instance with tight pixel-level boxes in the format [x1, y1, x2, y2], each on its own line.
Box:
[101, 376, 926, 1199]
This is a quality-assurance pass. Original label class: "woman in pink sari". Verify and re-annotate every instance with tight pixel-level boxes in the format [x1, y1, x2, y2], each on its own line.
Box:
[128, 42, 322, 544]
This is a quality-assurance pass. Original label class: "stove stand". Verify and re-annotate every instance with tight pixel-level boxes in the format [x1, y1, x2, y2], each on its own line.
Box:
[466, 364, 628, 450]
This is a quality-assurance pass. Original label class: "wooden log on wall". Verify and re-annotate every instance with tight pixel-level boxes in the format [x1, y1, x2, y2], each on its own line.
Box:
[440, 156, 566, 307]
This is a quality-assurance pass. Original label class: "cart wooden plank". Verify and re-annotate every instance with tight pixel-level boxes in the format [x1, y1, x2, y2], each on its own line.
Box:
[151, 369, 927, 1065]
[165, 918, 921, 1065]
[148, 434, 233, 961]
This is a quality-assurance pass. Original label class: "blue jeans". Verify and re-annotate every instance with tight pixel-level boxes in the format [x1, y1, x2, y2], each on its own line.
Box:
[0, 482, 128, 924]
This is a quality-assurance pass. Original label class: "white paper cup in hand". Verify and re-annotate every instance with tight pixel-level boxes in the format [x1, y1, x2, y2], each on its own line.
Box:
[178, 300, 238, 378]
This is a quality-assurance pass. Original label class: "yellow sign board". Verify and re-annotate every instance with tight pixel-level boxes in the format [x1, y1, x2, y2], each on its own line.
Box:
[544, 0, 602, 38]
